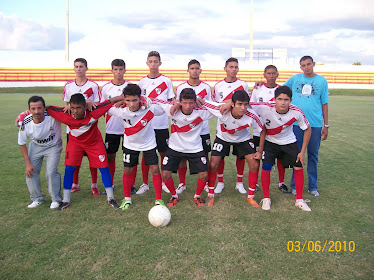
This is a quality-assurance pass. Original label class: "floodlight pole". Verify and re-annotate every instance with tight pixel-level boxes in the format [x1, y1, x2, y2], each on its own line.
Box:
[65, 0, 69, 62]
[249, 0, 253, 64]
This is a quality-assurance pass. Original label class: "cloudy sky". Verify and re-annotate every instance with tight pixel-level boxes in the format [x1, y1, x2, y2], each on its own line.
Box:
[0, 0, 373, 68]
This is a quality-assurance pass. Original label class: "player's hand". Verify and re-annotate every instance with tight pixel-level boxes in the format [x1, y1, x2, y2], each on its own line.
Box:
[296, 153, 305, 168]
[15, 110, 30, 127]
[321, 127, 328, 140]
[114, 99, 126, 108]
[251, 151, 262, 160]
[25, 163, 35, 178]
[170, 102, 181, 116]
[253, 81, 265, 89]
[86, 100, 98, 111]
[219, 102, 231, 114]
[63, 104, 71, 113]
[196, 97, 205, 107]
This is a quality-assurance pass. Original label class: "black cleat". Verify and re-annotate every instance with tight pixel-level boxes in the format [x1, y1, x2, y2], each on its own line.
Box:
[278, 183, 291, 194]
[108, 199, 120, 208]
[55, 202, 70, 211]
[131, 185, 137, 195]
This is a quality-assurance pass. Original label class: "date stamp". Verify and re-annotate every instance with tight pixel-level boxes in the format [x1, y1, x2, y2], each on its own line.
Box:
[287, 241, 355, 252]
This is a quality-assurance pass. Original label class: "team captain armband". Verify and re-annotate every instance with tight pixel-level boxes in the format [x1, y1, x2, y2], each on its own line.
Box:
[15, 110, 30, 127]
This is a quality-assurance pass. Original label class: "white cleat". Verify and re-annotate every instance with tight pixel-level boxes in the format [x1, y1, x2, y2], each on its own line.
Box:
[162, 182, 170, 193]
[136, 184, 149, 195]
[27, 201, 44, 208]
[176, 183, 186, 194]
[50, 201, 61, 209]
[214, 182, 225, 194]
[235, 182, 246, 194]
[261, 198, 271, 210]
[295, 199, 312, 211]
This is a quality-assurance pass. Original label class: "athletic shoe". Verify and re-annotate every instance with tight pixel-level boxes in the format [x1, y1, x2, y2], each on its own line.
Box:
[131, 185, 137, 195]
[194, 197, 205, 207]
[291, 189, 296, 196]
[91, 187, 101, 196]
[136, 184, 149, 195]
[50, 201, 61, 209]
[162, 182, 170, 193]
[71, 185, 80, 193]
[261, 198, 271, 210]
[247, 197, 259, 207]
[108, 199, 120, 208]
[176, 183, 186, 194]
[214, 182, 224, 194]
[155, 199, 166, 206]
[255, 184, 260, 193]
[278, 183, 291, 194]
[27, 201, 44, 208]
[308, 190, 320, 197]
[205, 196, 214, 207]
[119, 199, 131, 210]
[235, 182, 246, 194]
[295, 200, 312, 211]
[167, 196, 180, 207]
[55, 202, 70, 211]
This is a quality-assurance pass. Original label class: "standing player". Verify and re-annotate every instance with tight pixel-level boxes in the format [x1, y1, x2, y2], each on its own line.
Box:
[18, 96, 63, 209]
[250, 65, 290, 194]
[174, 59, 213, 194]
[252, 86, 312, 211]
[63, 58, 101, 195]
[136, 51, 174, 194]
[212, 57, 249, 194]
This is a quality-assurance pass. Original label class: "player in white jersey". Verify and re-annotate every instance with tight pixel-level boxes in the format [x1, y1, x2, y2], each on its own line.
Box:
[251, 86, 312, 211]
[212, 57, 249, 194]
[202, 90, 264, 207]
[18, 96, 63, 209]
[136, 51, 174, 195]
[174, 59, 213, 194]
[250, 65, 290, 194]
[62, 58, 101, 196]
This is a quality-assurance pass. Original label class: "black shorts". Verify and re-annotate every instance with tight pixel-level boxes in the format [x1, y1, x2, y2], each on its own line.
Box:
[123, 147, 158, 168]
[252, 136, 260, 150]
[105, 134, 123, 154]
[201, 134, 212, 154]
[262, 141, 302, 168]
[162, 148, 208, 175]
[211, 137, 256, 159]
[154, 129, 169, 153]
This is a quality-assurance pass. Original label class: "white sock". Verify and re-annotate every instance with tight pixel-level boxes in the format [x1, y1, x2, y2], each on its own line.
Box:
[63, 189, 71, 203]
[105, 187, 114, 200]
[91, 183, 97, 189]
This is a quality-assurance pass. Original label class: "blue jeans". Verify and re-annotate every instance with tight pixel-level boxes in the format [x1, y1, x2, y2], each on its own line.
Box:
[290, 126, 322, 191]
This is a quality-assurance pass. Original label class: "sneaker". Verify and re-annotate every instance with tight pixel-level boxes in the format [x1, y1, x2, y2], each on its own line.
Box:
[71, 185, 80, 193]
[278, 183, 291, 194]
[194, 197, 205, 207]
[91, 187, 101, 196]
[50, 201, 61, 209]
[205, 196, 215, 207]
[295, 199, 312, 211]
[261, 198, 271, 210]
[162, 182, 170, 193]
[291, 189, 296, 196]
[235, 182, 246, 194]
[155, 199, 166, 206]
[214, 182, 224, 194]
[247, 197, 259, 207]
[308, 190, 320, 197]
[27, 201, 44, 208]
[108, 199, 120, 208]
[55, 202, 70, 211]
[131, 185, 137, 195]
[119, 199, 131, 210]
[167, 196, 180, 207]
[176, 183, 186, 194]
[255, 184, 260, 193]
[136, 184, 149, 195]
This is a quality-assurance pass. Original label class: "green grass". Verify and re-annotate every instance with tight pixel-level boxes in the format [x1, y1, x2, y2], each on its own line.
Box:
[0, 94, 373, 279]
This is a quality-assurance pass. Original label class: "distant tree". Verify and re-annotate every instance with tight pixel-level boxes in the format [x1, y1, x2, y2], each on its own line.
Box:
[353, 62, 362, 65]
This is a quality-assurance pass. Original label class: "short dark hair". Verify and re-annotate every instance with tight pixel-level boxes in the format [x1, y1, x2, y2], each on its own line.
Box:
[28, 96, 45, 108]
[300, 56, 314, 64]
[111, 59, 126, 69]
[232, 90, 249, 104]
[147, 51, 161, 61]
[74, 58, 87, 67]
[264, 65, 278, 73]
[225, 57, 238, 67]
[123, 83, 141, 98]
[275, 86, 292, 99]
[188, 59, 200, 68]
[70, 93, 86, 105]
[179, 88, 196, 102]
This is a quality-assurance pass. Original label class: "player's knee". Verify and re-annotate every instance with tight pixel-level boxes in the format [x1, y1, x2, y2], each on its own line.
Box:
[262, 163, 273, 171]
[199, 172, 208, 181]
[149, 165, 160, 175]
[162, 172, 171, 181]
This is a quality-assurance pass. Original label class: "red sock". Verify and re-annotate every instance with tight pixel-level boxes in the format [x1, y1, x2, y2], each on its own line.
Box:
[208, 170, 217, 195]
[73, 166, 80, 185]
[236, 157, 245, 183]
[141, 157, 149, 185]
[178, 166, 187, 185]
[217, 158, 225, 183]
[164, 177, 176, 195]
[294, 169, 304, 200]
[90, 167, 97, 184]
[130, 165, 137, 186]
[153, 174, 162, 200]
[277, 159, 285, 183]
[261, 169, 271, 199]
[108, 161, 116, 185]
[195, 178, 207, 196]
[248, 171, 258, 196]
[122, 172, 132, 197]
[255, 164, 260, 186]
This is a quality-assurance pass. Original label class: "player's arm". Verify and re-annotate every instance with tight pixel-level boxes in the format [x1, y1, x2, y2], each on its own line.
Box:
[296, 126, 311, 167]
[321, 103, 329, 141]
[19, 145, 35, 178]
[252, 128, 266, 160]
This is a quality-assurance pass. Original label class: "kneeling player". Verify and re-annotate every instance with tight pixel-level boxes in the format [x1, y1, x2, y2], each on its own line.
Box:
[252, 86, 312, 211]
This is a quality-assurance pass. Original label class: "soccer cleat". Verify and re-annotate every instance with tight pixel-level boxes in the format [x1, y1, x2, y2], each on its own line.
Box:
[295, 200, 312, 211]
[167, 196, 180, 207]
[131, 185, 137, 195]
[205, 196, 215, 207]
[27, 201, 44, 208]
[194, 197, 205, 207]
[50, 201, 61, 209]
[308, 190, 320, 197]
[91, 187, 101, 196]
[278, 183, 291, 194]
[155, 199, 166, 206]
[291, 189, 296, 196]
[136, 184, 149, 195]
[235, 182, 246, 194]
[162, 182, 170, 193]
[176, 183, 186, 194]
[255, 184, 260, 193]
[108, 199, 120, 208]
[247, 197, 259, 207]
[119, 199, 131, 210]
[261, 198, 271, 210]
[214, 182, 224, 194]
[71, 185, 80, 193]
[55, 202, 70, 211]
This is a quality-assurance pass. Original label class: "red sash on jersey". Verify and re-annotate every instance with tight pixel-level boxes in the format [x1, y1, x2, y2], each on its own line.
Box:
[124, 110, 154, 136]
[148, 82, 168, 98]
[83, 88, 94, 99]
[171, 117, 203, 134]
[266, 118, 296, 135]
[223, 85, 245, 101]
[220, 123, 249, 134]
[198, 89, 208, 99]
[105, 113, 111, 124]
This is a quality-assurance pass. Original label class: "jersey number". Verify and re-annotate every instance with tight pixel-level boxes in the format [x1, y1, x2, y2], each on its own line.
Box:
[213, 143, 223, 152]
[123, 153, 131, 163]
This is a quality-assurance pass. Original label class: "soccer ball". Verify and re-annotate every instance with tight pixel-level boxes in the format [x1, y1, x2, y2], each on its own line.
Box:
[148, 205, 171, 227]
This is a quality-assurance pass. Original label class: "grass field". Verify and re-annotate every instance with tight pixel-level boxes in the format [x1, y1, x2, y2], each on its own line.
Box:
[0, 93, 373, 279]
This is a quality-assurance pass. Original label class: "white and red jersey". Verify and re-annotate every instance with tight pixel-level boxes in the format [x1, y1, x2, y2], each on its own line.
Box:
[138, 74, 174, 130]
[250, 83, 280, 136]
[100, 80, 129, 135]
[18, 113, 62, 147]
[212, 78, 249, 103]
[154, 99, 217, 153]
[204, 101, 263, 143]
[47, 100, 112, 146]
[175, 81, 212, 135]
[251, 102, 309, 145]
[108, 104, 165, 151]
[63, 79, 100, 103]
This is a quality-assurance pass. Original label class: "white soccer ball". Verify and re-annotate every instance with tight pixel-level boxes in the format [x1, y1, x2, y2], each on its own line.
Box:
[148, 205, 171, 227]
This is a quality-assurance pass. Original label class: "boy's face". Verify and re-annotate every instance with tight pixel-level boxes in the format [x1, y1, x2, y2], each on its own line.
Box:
[29, 101, 45, 123]
[231, 100, 248, 117]
[74, 62, 88, 77]
[70, 103, 86, 119]
[188, 63, 201, 79]
[146, 56, 161, 72]
[124, 95, 140, 112]
[275, 93, 291, 113]
[263, 68, 278, 84]
[300, 59, 315, 76]
[112, 65, 126, 80]
[180, 98, 196, 115]
[224, 61, 239, 79]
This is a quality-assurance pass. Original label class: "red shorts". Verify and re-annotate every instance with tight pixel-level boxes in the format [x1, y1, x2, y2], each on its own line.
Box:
[65, 139, 108, 168]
